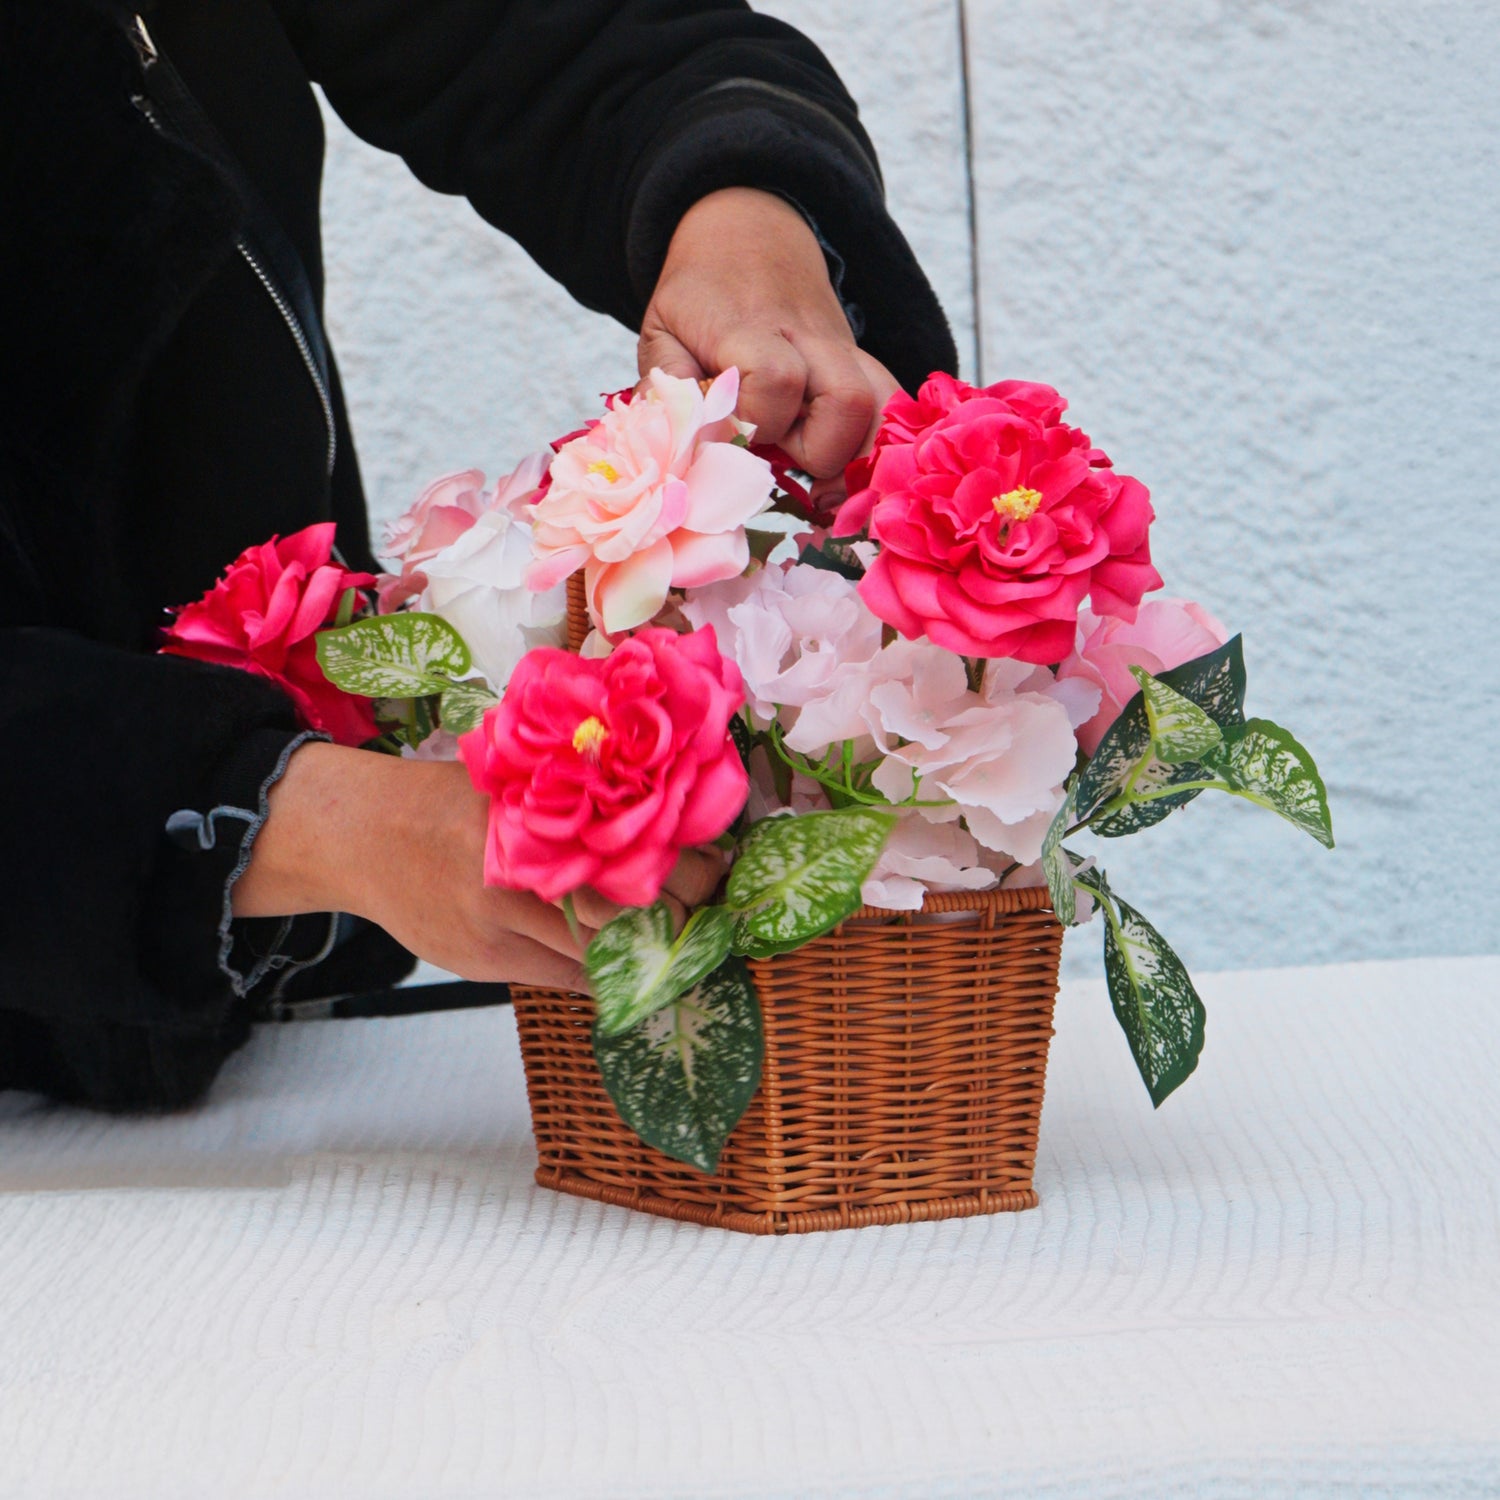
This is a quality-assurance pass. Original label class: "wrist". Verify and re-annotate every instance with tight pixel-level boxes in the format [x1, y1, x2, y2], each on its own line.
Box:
[232, 741, 391, 919]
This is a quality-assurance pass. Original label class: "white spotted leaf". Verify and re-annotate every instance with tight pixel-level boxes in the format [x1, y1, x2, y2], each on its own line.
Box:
[1203, 718, 1335, 848]
[438, 679, 498, 736]
[1080, 871, 1206, 1108]
[588, 903, 736, 1038]
[1132, 666, 1224, 765]
[592, 957, 762, 1173]
[726, 809, 894, 959]
[316, 612, 471, 700]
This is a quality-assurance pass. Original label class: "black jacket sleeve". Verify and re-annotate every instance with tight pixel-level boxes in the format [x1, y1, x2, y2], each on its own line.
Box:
[0, 615, 310, 1108]
[270, 0, 957, 389]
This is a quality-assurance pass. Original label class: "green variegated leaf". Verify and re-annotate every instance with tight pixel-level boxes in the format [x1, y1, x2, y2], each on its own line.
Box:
[587, 903, 737, 1037]
[317, 612, 471, 699]
[1203, 718, 1335, 848]
[726, 809, 894, 959]
[1079, 871, 1205, 1107]
[592, 956, 762, 1172]
[1041, 787, 1079, 926]
[1076, 636, 1248, 831]
[1131, 666, 1223, 764]
[1088, 762, 1206, 838]
[438, 679, 498, 736]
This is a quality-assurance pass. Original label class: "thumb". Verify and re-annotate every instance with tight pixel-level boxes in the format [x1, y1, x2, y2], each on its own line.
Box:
[637, 325, 706, 385]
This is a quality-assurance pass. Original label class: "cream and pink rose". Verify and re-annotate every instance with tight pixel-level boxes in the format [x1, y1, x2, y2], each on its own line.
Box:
[837, 376, 1163, 665]
[1057, 599, 1230, 754]
[458, 626, 748, 905]
[527, 368, 776, 635]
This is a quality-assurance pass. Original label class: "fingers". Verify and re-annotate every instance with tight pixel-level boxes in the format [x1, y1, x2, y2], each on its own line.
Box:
[567, 886, 623, 935]
[664, 846, 727, 909]
[717, 329, 809, 447]
[637, 326, 705, 385]
[470, 932, 588, 993]
[774, 339, 876, 478]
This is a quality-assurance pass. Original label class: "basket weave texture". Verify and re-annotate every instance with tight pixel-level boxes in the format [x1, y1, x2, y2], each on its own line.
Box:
[512, 886, 1063, 1235]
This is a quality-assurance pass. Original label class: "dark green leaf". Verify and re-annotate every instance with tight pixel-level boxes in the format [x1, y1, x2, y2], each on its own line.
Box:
[1041, 788, 1078, 926]
[1076, 635, 1247, 831]
[1203, 718, 1335, 848]
[1086, 875, 1206, 1108]
[592, 956, 763, 1172]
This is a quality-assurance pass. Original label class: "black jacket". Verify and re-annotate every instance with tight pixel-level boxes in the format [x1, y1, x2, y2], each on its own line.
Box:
[0, 0, 957, 1109]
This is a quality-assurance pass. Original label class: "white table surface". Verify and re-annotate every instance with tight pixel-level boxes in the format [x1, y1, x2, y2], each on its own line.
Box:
[1, 955, 1496, 1499]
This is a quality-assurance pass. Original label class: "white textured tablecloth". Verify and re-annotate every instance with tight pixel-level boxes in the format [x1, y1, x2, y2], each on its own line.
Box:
[1, 955, 1496, 1499]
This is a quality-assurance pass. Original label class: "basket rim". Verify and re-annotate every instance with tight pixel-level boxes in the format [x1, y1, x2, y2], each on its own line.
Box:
[849, 883, 1054, 922]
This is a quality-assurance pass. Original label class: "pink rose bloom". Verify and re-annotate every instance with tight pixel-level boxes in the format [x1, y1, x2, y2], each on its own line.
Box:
[458, 626, 748, 905]
[1057, 598, 1231, 754]
[161, 521, 378, 746]
[837, 375, 1163, 665]
[527, 367, 776, 634]
[377, 453, 551, 613]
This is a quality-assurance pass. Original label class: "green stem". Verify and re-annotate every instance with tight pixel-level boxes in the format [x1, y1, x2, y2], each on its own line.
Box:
[560, 893, 585, 952]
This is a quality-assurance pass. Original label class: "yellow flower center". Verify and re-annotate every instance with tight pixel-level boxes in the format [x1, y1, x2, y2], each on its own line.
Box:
[993, 486, 1044, 523]
[587, 460, 621, 483]
[572, 715, 609, 757]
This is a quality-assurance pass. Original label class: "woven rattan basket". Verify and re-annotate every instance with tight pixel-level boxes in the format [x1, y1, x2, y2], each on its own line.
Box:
[511, 885, 1063, 1234]
[509, 574, 1064, 1234]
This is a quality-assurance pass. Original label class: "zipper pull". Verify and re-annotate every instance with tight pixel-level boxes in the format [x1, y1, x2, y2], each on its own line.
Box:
[130, 14, 160, 69]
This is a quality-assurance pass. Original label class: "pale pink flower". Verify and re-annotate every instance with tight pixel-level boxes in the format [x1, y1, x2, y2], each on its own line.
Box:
[1057, 599, 1229, 754]
[416, 502, 566, 694]
[681, 563, 884, 734]
[380, 468, 488, 573]
[861, 815, 998, 912]
[528, 368, 776, 634]
[377, 452, 552, 616]
[864, 655, 1084, 865]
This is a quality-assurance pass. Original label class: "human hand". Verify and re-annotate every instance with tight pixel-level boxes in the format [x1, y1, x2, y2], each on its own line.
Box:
[638, 186, 901, 483]
[233, 743, 724, 990]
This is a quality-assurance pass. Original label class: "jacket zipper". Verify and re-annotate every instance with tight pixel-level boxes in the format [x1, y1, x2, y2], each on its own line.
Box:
[130, 15, 337, 476]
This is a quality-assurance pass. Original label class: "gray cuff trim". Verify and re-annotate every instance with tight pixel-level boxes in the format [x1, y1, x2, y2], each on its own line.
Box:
[206, 728, 332, 999]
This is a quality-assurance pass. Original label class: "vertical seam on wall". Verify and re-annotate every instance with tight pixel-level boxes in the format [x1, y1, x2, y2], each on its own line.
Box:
[956, 0, 984, 381]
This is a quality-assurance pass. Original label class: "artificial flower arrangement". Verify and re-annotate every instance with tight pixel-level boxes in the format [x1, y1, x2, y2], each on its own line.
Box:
[164, 369, 1332, 1173]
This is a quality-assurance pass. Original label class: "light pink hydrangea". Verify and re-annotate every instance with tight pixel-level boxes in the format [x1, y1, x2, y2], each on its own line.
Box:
[863, 654, 1098, 865]
[680, 562, 884, 737]
[528, 368, 776, 634]
[861, 815, 998, 912]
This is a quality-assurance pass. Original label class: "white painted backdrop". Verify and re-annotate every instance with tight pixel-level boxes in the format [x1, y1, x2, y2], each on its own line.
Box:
[319, 0, 1499, 974]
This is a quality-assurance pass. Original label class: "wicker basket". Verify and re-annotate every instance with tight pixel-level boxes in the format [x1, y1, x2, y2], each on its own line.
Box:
[512, 885, 1062, 1234]
[511, 574, 1064, 1233]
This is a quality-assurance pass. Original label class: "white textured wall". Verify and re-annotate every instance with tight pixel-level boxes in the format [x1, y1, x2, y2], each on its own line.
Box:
[320, 2, 1499, 972]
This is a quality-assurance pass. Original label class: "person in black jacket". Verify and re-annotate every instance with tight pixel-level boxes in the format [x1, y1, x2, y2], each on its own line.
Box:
[0, 0, 958, 1110]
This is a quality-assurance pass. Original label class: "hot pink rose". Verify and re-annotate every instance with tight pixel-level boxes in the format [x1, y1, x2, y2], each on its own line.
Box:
[527, 368, 775, 635]
[458, 626, 748, 905]
[1057, 599, 1230, 754]
[161, 521, 379, 746]
[837, 375, 1163, 664]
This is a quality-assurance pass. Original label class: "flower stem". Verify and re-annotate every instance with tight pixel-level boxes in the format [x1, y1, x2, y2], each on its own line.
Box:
[560, 893, 585, 953]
